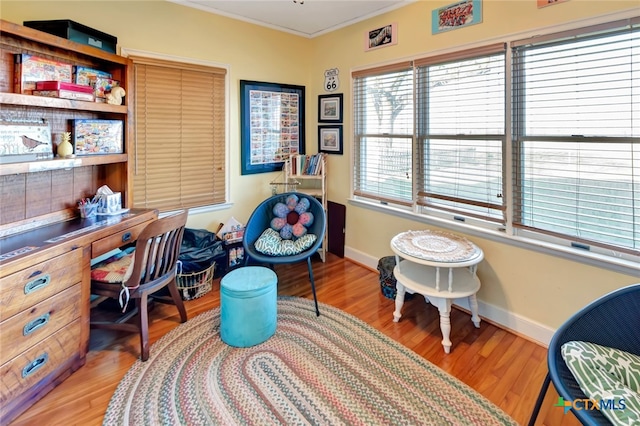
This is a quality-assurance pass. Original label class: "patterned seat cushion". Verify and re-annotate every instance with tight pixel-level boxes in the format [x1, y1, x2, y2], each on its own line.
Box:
[91, 249, 135, 283]
[561, 340, 640, 426]
[254, 228, 317, 256]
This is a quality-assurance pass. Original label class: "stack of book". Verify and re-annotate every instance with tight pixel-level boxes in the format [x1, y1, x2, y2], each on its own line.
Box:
[289, 153, 324, 176]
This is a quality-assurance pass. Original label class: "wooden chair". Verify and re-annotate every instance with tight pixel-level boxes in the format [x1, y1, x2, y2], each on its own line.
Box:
[90, 210, 189, 361]
[528, 283, 640, 425]
[242, 192, 326, 316]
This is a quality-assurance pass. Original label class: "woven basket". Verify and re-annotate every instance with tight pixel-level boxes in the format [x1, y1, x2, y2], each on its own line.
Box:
[176, 263, 215, 300]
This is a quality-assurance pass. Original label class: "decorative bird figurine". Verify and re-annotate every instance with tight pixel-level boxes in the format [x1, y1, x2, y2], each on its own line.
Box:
[21, 135, 48, 151]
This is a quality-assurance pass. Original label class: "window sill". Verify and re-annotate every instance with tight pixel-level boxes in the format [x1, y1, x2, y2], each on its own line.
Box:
[349, 198, 640, 277]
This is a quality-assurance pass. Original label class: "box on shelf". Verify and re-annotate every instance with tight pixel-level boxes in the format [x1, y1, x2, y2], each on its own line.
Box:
[93, 77, 120, 99]
[24, 20, 117, 53]
[35, 80, 93, 93]
[73, 66, 112, 86]
[14, 54, 72, 94]
[72, 119, 124, 155]
[32, 89, 95, 102]
[33, 81, 95, 102]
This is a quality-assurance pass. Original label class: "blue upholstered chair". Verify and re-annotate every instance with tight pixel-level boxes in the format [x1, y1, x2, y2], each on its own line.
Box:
[242, 192, 326, 316]
[528, 283, 640, 426]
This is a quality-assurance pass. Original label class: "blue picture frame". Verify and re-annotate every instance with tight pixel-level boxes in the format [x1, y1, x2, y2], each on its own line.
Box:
[240, 80, 305, 175]
[432, 0, 482, 35]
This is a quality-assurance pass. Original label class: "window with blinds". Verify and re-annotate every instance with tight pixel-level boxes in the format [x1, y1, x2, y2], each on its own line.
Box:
[131, 56, 227, 211]
[352, 16, 639, 262]
[511, 18, 639, 254]
[353, 63, 414, 205]
[415, 44, 506, 223]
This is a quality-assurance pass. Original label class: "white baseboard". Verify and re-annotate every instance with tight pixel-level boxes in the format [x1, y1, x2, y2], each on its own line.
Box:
[344, 246, 555, 346]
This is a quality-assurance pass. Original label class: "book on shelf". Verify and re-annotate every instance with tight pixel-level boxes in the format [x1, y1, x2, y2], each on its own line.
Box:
[289, 153, 324, 176]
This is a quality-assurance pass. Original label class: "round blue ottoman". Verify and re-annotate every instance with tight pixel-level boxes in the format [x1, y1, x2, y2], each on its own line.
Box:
[220, 266, 277, 347]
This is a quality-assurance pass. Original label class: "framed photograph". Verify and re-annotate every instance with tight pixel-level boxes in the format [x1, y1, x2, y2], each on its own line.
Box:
[365, 23, 398, 51]
[0, 119, 53, 163]
[240, 80, 305, 175]
[318, 125, 343, 155]
[432, 0, 482, 35]
[318, 94, 343, 123]
[72, 119, 123, 155]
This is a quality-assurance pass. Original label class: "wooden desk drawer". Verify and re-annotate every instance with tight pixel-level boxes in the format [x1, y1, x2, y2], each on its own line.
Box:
[91, 220, 152, 258]
[0, 249, 82, 321]
[0, 284, 81, 365]
[0, 319, 81, 405]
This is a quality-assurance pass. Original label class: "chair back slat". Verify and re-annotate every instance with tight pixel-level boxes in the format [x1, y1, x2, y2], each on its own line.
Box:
[127, 211, 188, 287]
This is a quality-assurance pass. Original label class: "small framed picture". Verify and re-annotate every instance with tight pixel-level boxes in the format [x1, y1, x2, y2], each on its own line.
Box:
[72, 119, 123, 155]
[318, 125, 343, 155]
[318, 94, 343, 123]
[432, 0, 482, 35]
[365, 23, 398, 51]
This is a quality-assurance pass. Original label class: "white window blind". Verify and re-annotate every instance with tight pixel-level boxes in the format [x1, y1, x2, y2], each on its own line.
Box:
[353, 62, 414, 205]
[415, 44, 506, 223]
[511, 18, 640, 255]
[131, 56, 227, 211]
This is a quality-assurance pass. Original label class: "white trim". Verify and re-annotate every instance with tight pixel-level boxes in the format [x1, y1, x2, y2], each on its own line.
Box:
[350, 198, 640, 277]
[120, 47, 232, 205]
[344, 245, 555, 346]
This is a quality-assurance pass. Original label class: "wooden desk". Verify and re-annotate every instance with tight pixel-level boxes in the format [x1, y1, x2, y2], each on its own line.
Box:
[0, 209, 157, 424]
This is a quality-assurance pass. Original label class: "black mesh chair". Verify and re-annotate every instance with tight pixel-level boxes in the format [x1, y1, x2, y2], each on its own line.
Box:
[528, 283, 640, 426]
[242, 192, 326, 316]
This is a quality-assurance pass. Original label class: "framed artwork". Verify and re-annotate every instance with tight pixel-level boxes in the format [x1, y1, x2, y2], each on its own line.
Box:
[432, 0, 482, 35]
[240, 80, 305, 175]
[318, 125, 343, 155]
[0, 119, 53, 162]
[72, 119, 123, 155]
[318, 94, 343, 123]
[537, 0, 569, 7]
[365, 23, 398, 51]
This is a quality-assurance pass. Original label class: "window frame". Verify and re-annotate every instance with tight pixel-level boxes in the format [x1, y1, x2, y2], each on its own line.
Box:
[350, 14, 640, 276]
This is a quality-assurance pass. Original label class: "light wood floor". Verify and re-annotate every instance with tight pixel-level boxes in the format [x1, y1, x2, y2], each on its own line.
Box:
[11, 254, 579, 426]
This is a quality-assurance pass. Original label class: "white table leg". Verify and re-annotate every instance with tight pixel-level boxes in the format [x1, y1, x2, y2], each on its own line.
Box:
[393, 282, 406, 322]
[469, 293, 481, 328]
[431, 297, 452, 353]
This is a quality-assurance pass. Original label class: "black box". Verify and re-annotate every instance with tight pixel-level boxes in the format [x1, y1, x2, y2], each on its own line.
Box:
[24, 20, 117, 53]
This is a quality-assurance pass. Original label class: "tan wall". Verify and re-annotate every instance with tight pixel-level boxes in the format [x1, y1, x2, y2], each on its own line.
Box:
[2, 0, 638, 336]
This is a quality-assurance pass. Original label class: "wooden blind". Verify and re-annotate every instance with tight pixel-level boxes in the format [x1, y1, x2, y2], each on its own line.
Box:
[131, 56, 226, 211]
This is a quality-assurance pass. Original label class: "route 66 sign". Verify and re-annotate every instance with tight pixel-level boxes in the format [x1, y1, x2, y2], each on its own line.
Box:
[324, 68, 339, 92]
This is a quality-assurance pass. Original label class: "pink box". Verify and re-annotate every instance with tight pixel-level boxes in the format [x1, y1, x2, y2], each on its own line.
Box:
[36, 80, 94, 93]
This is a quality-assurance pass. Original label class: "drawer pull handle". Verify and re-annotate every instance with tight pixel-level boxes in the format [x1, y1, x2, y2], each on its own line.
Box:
[24, 274, 51, 295]
[22, 352, 49, 379]
[23, 313, 51, 336]
[122, 232, 132, 243]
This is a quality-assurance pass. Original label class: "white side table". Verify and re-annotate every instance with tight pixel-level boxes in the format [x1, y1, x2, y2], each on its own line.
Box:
[390, 230, 484, 354]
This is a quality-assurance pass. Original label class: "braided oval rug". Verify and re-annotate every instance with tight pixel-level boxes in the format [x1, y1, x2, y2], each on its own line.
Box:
[104, 297, 517, 426]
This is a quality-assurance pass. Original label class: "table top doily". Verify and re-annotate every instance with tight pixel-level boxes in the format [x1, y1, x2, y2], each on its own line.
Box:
[391, 230, 481, 263]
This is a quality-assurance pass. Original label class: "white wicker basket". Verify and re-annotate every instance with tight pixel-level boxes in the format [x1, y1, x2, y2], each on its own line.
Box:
[176, 262, 215, 300]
